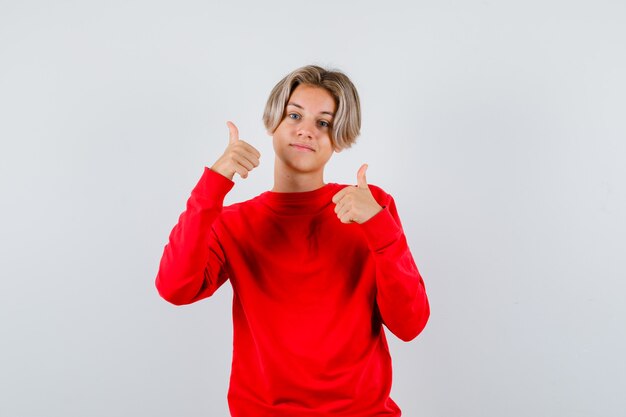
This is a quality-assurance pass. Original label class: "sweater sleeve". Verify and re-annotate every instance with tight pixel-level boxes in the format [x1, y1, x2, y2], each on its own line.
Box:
[358, 192, 430, 341]
[155, 167, 235, 306]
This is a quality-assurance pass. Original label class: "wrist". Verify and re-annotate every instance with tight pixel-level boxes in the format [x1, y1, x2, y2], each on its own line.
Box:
[210, 161, 235, 180]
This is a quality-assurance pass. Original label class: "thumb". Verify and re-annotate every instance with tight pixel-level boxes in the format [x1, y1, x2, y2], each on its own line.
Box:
[226, 121, 239, 144]
[357, 163, 368, 189]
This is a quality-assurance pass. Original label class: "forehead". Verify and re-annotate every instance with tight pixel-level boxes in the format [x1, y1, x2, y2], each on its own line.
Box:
[288, 84, 336, 113]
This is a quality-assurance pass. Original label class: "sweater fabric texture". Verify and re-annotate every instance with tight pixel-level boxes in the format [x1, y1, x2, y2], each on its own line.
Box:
[156, 167, 430, 417]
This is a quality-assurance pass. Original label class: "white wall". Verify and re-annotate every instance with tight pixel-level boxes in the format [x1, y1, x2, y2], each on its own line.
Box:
[1, 1, 624, 416]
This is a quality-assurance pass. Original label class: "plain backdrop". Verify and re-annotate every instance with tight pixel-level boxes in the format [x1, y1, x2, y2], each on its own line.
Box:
[1, 1, 625, 416]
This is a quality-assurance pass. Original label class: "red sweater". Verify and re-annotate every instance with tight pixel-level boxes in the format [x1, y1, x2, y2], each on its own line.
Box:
[156, 168, 429, 417]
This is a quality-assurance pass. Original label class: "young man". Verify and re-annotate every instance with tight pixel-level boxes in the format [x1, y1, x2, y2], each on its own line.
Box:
[156, 65, 430, 416]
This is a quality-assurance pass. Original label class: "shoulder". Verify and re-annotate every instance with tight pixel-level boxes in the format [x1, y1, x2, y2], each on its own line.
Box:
[215, 194, 267, 233]
[335, 182, 388, 195]
[334, 182, 394, 207]
[367, 183, 391, 198]
[369, 184, 394, 208]
[222, 194, 263, 215]
[358, 182, 393, 205]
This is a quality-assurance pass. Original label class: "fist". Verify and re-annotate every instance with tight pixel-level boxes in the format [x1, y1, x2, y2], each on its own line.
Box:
[211, 121, 261, 180]
[331, 164, 383, 224]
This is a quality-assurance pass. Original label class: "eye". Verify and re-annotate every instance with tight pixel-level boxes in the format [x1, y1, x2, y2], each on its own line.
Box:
[318, 120, 330, 128]
[288, 113, 301, 120]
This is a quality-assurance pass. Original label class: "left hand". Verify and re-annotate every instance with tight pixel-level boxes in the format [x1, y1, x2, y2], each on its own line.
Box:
[332, 164, 383, 224]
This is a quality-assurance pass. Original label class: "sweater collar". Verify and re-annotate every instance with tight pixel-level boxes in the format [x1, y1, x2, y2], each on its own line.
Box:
[258, 183, 341, 215]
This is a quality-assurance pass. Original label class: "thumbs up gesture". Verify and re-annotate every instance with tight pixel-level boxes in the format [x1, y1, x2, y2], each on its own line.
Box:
[210, 121, 261, 180]
[331, 164, 383, 224]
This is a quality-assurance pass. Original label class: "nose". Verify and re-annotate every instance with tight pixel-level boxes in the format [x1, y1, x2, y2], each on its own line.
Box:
[297, 119, 315, 139]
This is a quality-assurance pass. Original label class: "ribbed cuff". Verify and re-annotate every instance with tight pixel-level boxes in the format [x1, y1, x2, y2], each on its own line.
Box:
[191, 167, 235, 205]
[359, 206, 402, 251]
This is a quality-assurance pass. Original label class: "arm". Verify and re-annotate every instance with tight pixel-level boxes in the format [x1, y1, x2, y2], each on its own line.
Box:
[332, 164, 429, 341]
[156, 121, 260, 305]
[155, 168, 234, 305]
[359, 196, 430, 342]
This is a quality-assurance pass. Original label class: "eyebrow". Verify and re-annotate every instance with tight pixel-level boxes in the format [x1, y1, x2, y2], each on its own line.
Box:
[287, 102, 335, 117]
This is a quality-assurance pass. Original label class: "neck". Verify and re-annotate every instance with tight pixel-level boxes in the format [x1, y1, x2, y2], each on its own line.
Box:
[272, 160, 325, 193]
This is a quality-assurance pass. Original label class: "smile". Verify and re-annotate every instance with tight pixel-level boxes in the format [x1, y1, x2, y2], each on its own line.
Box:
[290, 143, 315, 152]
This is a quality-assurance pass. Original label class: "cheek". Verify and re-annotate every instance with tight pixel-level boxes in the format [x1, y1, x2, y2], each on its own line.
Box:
[320, 135, 334, 150]
[272, 134, 280, 152]
[272, 125, 290, 151]
[274, 120, 292, 136]
[320, 143, 335, 162]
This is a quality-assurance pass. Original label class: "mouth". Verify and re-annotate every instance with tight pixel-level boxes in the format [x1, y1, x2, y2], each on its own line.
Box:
[290, 143, 315, 152]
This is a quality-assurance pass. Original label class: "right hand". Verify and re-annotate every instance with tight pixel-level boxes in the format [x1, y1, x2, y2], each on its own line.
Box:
[210, 121, 261, 180]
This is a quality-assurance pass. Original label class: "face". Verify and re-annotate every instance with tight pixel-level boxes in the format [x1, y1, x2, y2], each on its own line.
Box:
[272, 84, 337, 177]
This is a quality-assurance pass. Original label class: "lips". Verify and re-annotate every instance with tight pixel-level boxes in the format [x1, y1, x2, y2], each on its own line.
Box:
[290, 143, 315, 152]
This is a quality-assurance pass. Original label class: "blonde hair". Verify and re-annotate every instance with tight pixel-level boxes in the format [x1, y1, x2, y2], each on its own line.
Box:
[263, 65, 361, 150]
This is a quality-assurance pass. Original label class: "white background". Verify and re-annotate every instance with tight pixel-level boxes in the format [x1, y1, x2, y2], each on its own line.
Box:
[1, 1, 625, 416]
